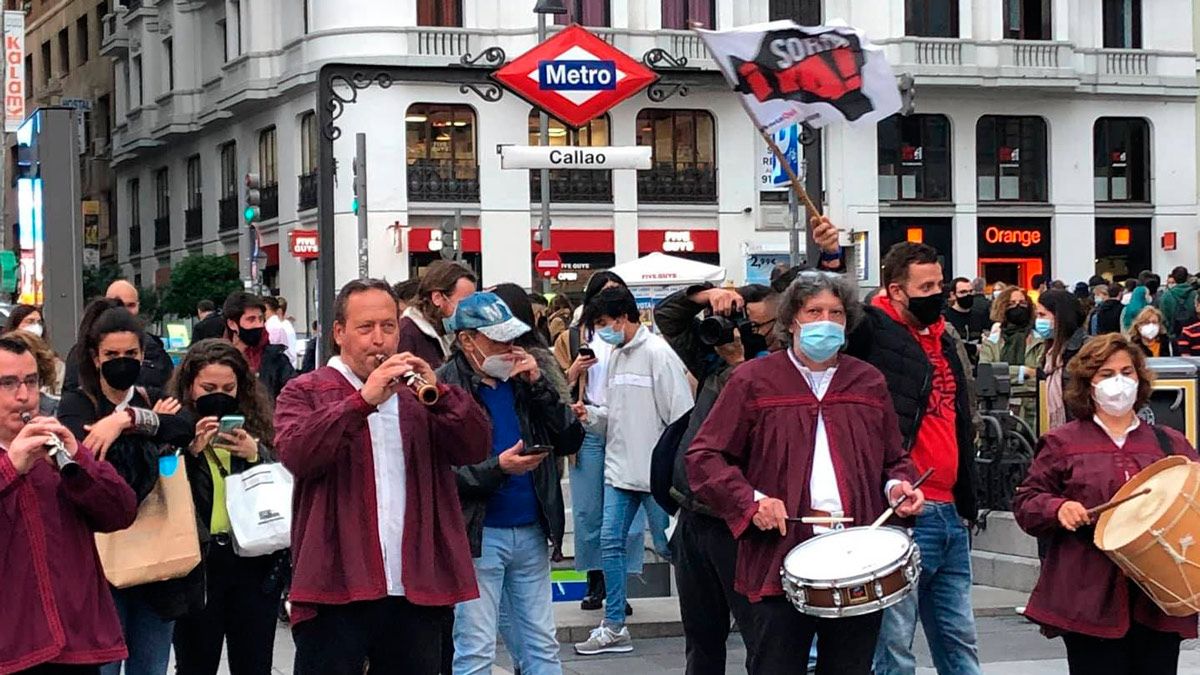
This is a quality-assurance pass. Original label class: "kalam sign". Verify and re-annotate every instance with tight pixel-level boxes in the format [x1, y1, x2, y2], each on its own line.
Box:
[492, 24, 658, 129]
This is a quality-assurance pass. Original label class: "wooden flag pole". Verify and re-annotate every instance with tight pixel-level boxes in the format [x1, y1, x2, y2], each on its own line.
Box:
[758, 126, 821, 222]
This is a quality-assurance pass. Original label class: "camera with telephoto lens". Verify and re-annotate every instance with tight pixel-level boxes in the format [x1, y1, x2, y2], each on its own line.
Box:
[698, 309, 754, 347]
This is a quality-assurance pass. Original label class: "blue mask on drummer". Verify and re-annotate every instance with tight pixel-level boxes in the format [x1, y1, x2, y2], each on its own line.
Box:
[794, 321, 845, 364]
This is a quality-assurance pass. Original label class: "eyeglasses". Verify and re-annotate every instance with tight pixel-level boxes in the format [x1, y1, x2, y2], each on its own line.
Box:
[0, 374, 40, 393]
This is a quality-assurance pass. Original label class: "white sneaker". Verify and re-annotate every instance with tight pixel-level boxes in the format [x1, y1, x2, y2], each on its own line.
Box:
[573, 624, 633, 655]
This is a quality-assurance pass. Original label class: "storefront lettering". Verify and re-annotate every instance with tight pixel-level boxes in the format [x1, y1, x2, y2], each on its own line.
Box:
[549, 149, 607, 166]
[983, 226, 1041, 248]
[662, 231, 695, 253]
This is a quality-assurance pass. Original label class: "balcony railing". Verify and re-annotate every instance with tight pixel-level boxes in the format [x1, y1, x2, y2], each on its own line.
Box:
[218, 196, 238, 232]
[129, 225, 141, 254]
[637, 163, 717, 204]
[407, 159, 480, 202]
[260, 183, 279, 221]
[298, 172, 318, 211]
[125, 0, 142, 11]
[185, 207, 202, 241]
[154, 215, 170, 248]
[531, 169, 612, 203]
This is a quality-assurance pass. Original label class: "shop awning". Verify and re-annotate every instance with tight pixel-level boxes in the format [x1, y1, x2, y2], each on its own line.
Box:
[608, 252, 726, 286]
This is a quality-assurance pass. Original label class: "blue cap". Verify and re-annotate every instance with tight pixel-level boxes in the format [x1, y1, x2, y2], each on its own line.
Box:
[445, 292, 531, 343]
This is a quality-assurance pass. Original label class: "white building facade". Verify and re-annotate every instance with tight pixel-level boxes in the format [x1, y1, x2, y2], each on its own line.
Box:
[105, 0, 1197, 329]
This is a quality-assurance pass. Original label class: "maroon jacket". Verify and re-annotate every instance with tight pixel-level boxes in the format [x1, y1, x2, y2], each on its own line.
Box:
[686, 352, 914, 602]
[398, 312, 450, 370]
[1014, 419, 1199, 639]
[1, 443, 137, 673]
[274, 366, 490, 623]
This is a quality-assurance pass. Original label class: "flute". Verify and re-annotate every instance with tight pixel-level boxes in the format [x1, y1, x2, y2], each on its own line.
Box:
[20, 411, 80, 477]
[374, 354, 439, 405]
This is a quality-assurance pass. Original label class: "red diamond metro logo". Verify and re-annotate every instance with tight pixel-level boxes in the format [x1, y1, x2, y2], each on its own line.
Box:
[492, 24, 659, 129]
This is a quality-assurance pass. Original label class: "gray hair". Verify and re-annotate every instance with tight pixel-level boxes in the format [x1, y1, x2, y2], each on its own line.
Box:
[972, 277, 986, 293]
[775, 271, 862, 345]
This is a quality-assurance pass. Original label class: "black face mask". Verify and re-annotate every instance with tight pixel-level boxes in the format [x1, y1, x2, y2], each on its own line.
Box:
[954, 295, 973, 310]
[740, 329, 769, 360]
[194, 392, 240, 419]
[237, 326, 265, 347]
[906, 293, 946, 328]
[1005, 305, 1032, 327]
[100, 357, 141, 390]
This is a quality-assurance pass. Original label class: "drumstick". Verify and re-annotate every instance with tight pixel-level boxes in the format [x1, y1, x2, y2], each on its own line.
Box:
[785, 516, 856, 525]
[870, 468, 936, 530]
[1086, 488, 1152, 520]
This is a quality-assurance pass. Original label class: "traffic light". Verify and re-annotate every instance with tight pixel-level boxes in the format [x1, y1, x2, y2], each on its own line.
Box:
[351, 154, 365, 215]
[244, 173, 261, 224]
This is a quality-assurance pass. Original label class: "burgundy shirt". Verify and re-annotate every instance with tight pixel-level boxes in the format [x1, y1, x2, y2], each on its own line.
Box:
[1, 444, 137, 673]
[274, 366, 490, 623]
[686, 351, 914, 602]
[1014, 419, 1200, 639]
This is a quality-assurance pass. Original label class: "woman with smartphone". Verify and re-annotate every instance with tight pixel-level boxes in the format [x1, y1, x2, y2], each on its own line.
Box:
[168, 339, 283, 675]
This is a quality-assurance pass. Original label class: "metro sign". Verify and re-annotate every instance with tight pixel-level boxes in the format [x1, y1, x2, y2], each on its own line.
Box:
[493, 24, 658, 129]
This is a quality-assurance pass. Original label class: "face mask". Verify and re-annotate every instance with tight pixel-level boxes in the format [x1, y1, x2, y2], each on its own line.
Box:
[905, 292, 945, 328]
[237, 325, 265, 347]
[100, 357, 141, 390]
[794, 321, 845, 363]
[1094, 374, 1139, 416]
[1140, 323, 1161, 340]
[740, 329, 769, 360]
[992, 289, 1002, 299]
[195, 392, 240, 419]
[1033, 317, 1054, 339]
[955, 295, 972, 310]
[1005, 306, 1031, 327]
[1095, 295, 1105, 304]
[23, 322, 43, 337]
[597, 325, 625, 347]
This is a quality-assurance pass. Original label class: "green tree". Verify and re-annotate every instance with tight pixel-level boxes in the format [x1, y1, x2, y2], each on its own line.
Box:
[138, 283, 165, 325]
[160, 255, 242, 319]
[82, 261, 122, 303]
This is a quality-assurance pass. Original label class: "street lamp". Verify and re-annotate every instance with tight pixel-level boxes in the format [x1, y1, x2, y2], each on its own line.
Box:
[533, 0, 566, 292]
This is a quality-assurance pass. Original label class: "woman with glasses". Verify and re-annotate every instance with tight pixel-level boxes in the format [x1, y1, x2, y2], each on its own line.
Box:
[980, 286, 1044, 427]
[57, 298, 197, 675]
[170, 339, 283, 675]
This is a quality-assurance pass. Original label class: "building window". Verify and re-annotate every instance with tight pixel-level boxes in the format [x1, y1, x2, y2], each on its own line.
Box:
[132, 55, 143, 107]
[1004, 0, 1051, 40]
[163, 38, 173, 91]
[1103, 0, 1141, 49]
[96, 94, 111, 144]
[129, 178, 141, 255]
[24, 54, 32, 97]
[302, 0, 309, 33]
[417, 0, 461, 27]
[636, 108, 717, 203]
[186, 155, 202, 240]
[555, 0, 610, 27]
[405, 103, 479, 202]
[219, 141, 237, 231]
[976, 115, 1048, 202]
[662, 0, 714, 29]
[231, 0, 242, 55]
[878, 114, 951, 202]
[58, 28, 69, 76]
[769, 0, 820, 23]
[1094, 118, 1150, 202]
[154, 167, 170, 248]
[40, 41, 50, 85]
[76, 15, 89, 65]
[298, 112, 318, 210]
[96, 1, 107, 49]
[258, 126, 278, 220]
[528, 111, 611, 202]
[906, 0, 958, 38]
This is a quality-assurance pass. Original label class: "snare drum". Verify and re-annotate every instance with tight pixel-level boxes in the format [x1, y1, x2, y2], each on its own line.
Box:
[780, 526, 920, 618]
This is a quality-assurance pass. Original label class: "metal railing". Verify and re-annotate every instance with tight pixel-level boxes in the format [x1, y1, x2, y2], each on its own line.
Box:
[298, 172, 318, 211]
[915, 39, 962, 66]
[218, 196, 238, 232]
[407, 159, 480, 202]
[531, 169, 612, 203]
[154, 216, 170, 248]
[415, 29, 471, 57]
[260, 183, 279, 221]
[637, 163, 717, 203]
[185, 207, 202, 241]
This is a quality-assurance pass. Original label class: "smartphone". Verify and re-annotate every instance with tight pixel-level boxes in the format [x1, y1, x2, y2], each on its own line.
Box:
[578, 347, 596, 359]
[214, 415, 245, 450]
[520, 444, 553, 457]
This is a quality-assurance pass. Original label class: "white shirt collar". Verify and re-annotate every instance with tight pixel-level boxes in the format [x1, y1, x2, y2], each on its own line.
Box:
[1094, 414, 1141, 447]
[786, 348, 837, 398]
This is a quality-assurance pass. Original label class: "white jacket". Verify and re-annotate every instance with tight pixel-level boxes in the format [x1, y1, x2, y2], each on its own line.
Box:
[586, 326, 693, 492]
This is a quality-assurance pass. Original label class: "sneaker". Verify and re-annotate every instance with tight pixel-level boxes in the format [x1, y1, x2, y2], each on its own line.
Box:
[574, 624, 633, 655]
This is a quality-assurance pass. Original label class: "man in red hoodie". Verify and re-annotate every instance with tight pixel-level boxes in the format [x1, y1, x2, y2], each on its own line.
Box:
[843, 242, 981, 675]
[274, 279, 491, 675]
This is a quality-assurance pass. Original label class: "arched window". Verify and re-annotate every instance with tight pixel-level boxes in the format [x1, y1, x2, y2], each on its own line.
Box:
[527, 112, 611, 203]
[258, 126, 278, 220]
[1094, 118, 1150, 202]
[298, 112, 318, 210]
[976, 116, 1047, 202]
[878, 114, 951, 201]
[636, 109, 717, 203]
[406, 104, 479, 202]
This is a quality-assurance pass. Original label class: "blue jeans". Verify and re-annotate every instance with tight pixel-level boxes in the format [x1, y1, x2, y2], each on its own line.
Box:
[453, 525, 561, 675]
[600, 485, 671, 626]
[569, 431, 649, 572]
[100, 588, 174, 675]
[874, 502, 981, 675]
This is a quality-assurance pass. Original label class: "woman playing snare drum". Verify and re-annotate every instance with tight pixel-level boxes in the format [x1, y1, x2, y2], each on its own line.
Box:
[1014, 333, 1198, 675]
[686, 272, 924, 675]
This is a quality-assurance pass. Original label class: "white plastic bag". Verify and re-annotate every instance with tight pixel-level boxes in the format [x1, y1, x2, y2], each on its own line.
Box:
[225, 463, 293, 557]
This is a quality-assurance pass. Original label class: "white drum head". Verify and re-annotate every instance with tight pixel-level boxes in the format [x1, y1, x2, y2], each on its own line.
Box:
[783, 527, 911, 581]
[1100, 464, 1192, 550]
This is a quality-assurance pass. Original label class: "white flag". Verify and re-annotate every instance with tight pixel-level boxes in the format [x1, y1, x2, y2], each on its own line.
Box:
[698, 21, 901, 133]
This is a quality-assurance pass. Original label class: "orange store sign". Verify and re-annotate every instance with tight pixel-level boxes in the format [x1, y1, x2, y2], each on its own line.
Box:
[983, 226, 1041, 248]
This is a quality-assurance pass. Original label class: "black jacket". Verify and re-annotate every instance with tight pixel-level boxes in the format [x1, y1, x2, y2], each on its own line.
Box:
[62, 332, 175, 393]
[256, 344, 296, 401]
[436, 351, 584, 560]
[845, 305, 978, 522]
[300, 335, 319, 373]
[1090, 299, 1124, 336]
[192, 312, 227, 342]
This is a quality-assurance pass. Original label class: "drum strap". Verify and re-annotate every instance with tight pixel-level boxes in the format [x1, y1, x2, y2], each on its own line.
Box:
[1152, 425, 1175, 457]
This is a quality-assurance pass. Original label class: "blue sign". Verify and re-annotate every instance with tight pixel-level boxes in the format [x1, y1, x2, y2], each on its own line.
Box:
[763, 124, 800, 189]
[746, 253, 791, 285]
[538, 60, 618, 91]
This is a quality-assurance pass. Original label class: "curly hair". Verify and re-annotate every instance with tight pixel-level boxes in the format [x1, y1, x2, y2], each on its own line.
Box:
[1, 329, 58, 392]
[774, 270, 862, 347]
[990, 286, 1028, 325]
[169, 339, 275, 446]
[1064, 333, 1154, 420]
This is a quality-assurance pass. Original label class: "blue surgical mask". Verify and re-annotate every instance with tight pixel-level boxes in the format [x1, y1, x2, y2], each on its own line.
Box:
[597, 325, 625, 347]
[794, 320, 845, 363]
[1033, 317, 1053, 339]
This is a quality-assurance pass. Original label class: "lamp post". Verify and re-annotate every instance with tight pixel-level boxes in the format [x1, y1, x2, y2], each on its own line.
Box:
[533, 0, 566, 292]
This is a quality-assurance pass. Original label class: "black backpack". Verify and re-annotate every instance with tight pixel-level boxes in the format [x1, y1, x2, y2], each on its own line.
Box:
[650, 409, 693, 516]
[1171, 289, 1197, 338]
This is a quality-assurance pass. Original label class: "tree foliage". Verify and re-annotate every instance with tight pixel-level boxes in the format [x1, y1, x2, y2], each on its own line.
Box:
[160, 255, 242, 319]
[82, 262, 123, 303]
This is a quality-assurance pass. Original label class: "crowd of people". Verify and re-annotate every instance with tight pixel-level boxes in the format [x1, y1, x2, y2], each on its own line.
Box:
[4, 223, 1200, 675]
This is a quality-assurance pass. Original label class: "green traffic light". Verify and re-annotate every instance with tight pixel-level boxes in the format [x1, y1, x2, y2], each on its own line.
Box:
[351, 197, 359, 215]
[244, 206, 258, 222]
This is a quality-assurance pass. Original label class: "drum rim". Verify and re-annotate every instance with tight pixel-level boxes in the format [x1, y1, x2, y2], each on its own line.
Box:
[782, 525, 915, 586]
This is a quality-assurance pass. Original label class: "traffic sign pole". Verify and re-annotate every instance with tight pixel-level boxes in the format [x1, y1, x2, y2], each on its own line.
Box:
[356, 133, 368, 279]
[537, 8, 551, 293]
